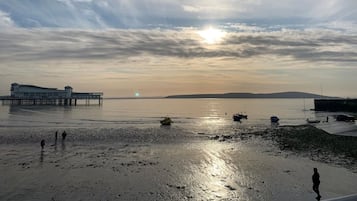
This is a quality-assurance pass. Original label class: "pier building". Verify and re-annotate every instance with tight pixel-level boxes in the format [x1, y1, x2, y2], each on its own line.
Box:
[0, 83, 103, 106]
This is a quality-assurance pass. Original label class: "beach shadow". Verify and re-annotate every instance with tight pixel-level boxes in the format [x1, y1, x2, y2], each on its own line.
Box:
[160, 125, 172, 129]
[51, 140, 58, 152]
[40, 150, 44, 163]
[61, 141, 66, 154]
[271, 122, 279, 127]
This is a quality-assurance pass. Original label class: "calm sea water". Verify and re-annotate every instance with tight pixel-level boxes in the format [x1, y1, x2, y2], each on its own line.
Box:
[0, 98, 320, 133]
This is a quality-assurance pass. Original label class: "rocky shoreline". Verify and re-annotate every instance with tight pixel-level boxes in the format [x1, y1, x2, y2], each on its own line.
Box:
[211, 125, 357, 172]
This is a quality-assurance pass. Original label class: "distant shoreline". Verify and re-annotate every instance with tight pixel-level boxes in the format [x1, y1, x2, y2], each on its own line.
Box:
[166, 91, 337, 99]
[104, 97, 164, 100]
[105, 92, 338, 99]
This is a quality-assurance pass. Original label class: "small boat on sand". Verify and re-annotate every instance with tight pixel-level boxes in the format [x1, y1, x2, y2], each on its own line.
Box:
[233, 113, 248, 121]
[160, 117, 173, 126]
[306, 118, 320, 124]
[237, 113, 248, 119]
[233, 115, 242, 121]
[270, 116, 279, 123]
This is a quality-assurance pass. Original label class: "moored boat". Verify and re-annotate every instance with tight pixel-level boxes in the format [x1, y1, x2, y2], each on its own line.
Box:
[270, 116, 279, 123]
[306, 118, 320, 124]
[237, 113, 248, 119]
[233, 114, 242, 121]
[160, 117, 173, 126]
[233, 113, 248, 121]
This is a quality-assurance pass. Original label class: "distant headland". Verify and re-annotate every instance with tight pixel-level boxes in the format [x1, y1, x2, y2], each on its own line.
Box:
[166, 92, 338, 99]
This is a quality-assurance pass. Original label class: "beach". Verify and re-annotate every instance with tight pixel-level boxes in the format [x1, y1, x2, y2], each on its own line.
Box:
[2, 1, 357, 200]
[1, 126, 357, 201]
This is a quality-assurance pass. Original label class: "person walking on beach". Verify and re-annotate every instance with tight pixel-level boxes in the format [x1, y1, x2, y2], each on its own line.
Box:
[40, 139, 45, 150]
[62, 131, 67, 141]
[312, 168, 322, 200]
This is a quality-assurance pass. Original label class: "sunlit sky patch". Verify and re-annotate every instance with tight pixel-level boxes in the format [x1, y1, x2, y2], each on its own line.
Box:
[0, 0, 356, 97]
[198, 26, 226, 44]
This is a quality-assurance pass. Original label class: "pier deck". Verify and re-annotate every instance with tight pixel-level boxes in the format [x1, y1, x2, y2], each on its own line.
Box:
[0, 92, 103, 106]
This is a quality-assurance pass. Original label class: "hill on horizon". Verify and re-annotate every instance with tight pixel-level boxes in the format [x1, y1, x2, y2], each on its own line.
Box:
[166, 92, 338, 99]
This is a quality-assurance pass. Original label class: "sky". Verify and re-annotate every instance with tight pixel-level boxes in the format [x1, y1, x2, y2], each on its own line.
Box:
[0, 0, 356, 97]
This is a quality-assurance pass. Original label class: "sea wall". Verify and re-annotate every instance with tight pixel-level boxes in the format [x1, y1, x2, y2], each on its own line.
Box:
[314, 99, 357, 112]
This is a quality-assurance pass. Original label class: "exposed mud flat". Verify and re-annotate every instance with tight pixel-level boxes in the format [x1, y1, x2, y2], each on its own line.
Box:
[0, 126, 356, 201]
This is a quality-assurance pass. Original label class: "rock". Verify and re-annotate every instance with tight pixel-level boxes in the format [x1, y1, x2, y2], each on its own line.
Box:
[225, 185, 236, 190]
[222, 135, 232, 139]
[210, 135, 219, 140]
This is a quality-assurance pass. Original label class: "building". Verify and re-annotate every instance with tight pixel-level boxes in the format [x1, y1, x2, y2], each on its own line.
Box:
[11, 83, 73, 99]
[1, 83, 103, 106]
[314, 98, 357, 112]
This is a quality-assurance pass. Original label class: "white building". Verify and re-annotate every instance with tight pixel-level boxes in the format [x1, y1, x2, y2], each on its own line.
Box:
[10, 83, 73, 99]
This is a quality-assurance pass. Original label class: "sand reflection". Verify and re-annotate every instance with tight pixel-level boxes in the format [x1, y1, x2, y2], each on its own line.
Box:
[197, 117, 229, 133]
[188, 142, 244, 200]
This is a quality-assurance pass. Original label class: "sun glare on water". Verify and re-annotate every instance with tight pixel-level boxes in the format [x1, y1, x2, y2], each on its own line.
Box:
[198, 27, 226, 44]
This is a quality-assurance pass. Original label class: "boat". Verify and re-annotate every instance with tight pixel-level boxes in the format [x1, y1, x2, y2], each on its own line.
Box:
[233, 113, 248, 121]
[160, 117, 173, 126]
[238, 113, 248, 119]
[306, 118, 320, 124]
[233, 115, 242, 121]
[270, 116, 279, 123]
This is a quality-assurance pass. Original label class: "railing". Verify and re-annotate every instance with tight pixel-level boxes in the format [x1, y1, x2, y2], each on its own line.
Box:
[0, 93, 103, 100]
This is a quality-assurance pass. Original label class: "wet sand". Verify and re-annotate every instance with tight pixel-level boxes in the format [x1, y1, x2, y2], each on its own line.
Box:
[0, 128, 357, 201]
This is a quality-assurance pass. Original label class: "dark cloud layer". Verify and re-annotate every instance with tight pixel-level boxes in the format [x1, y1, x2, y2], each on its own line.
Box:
[0, 28, 356, 64]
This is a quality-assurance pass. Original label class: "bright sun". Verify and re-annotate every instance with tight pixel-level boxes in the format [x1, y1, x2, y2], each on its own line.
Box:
[198, 27, 226, 44]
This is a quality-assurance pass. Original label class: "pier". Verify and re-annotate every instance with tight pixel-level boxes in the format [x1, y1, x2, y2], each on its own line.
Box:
[314, 99, 357, 112]
[0, 93, 103, 106]
[0, 83, 103, 106]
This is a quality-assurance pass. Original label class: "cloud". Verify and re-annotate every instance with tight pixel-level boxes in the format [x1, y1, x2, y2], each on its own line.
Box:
[0, 27, 356, 65]
[0, 10, 14, 27]
[0, 27, 356, 97]
[0, 1, 356, 97]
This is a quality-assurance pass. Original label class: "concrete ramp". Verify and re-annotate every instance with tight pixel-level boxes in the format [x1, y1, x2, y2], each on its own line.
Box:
[315, 121, 357, 137]
[323, 194, 357, 201]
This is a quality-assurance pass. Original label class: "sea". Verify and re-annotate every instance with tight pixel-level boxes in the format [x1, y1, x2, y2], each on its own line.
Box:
[2, 98, 357, 139]
[0, 98, 325, 133]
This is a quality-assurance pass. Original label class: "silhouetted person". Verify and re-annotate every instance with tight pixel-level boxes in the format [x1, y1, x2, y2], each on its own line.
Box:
[62, 131, 67, 141]
[40, 139, 45, 150]
[326, 116, 329, 123]
[312, 168, 321, 200]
